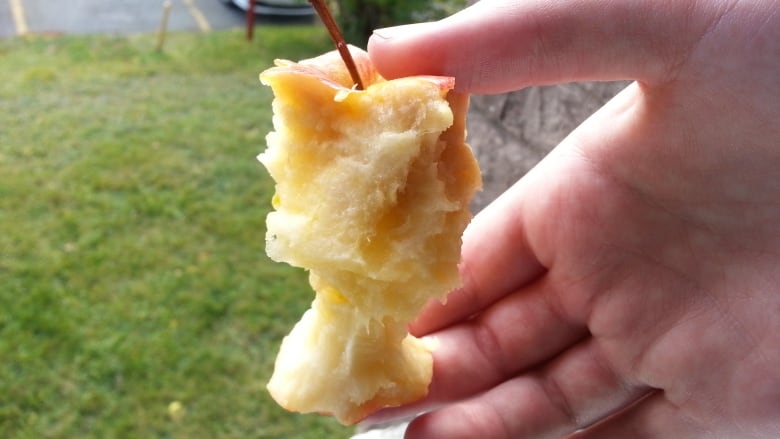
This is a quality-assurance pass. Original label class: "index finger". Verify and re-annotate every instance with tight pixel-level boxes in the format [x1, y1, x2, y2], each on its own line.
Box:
[367, 0, 720, 93]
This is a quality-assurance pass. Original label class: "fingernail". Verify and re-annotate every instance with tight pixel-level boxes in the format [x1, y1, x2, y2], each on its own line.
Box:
[372, 23, 424, 40]
[372, 27, 401, 40]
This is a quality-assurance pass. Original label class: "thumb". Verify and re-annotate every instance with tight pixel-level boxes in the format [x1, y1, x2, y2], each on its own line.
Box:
[368, 0, 716, 93]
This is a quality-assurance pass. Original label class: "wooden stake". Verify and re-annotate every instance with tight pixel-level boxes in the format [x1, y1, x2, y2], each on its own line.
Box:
[246, 0, 255, 41]
[308, 0, 364, 90]
[156, 1, 172, 52]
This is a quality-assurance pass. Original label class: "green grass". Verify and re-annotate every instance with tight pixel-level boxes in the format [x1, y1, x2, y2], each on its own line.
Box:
[0, 27, 348, 438]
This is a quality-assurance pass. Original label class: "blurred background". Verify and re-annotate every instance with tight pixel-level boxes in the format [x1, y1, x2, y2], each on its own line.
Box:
[0, 1, 623, 438]
[0, 1, 461, 438]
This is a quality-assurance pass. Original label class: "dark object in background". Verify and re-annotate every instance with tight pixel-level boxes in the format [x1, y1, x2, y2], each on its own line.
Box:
[220, 0, 315, 16]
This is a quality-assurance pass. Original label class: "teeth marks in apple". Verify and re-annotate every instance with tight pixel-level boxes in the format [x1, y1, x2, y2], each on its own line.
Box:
[258, 47, 482, 425]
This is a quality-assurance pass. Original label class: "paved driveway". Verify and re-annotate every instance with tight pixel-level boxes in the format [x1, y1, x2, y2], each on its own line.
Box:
[0, 0, 250, 38]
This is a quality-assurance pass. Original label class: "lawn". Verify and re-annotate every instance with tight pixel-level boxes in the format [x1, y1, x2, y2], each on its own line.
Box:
[0, 27, 349, 438]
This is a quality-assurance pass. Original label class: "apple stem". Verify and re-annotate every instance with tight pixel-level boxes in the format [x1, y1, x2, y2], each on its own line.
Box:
[308, 0, 365, 90]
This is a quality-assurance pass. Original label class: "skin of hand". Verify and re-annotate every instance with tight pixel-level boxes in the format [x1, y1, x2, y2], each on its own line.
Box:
[366, 0, 780, 438]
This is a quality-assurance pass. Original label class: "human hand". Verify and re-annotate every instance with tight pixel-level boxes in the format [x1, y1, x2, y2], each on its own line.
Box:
[366, 0, 780, 438]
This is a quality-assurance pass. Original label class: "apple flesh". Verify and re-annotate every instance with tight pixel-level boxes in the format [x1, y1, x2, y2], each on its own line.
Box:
[259, 46, 481, 425]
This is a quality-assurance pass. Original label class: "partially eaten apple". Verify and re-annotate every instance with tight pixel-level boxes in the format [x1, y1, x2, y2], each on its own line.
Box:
[259, 46, 481, 425]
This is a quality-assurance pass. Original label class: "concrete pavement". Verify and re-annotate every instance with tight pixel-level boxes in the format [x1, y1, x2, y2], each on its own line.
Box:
[0, 0, 248, 38]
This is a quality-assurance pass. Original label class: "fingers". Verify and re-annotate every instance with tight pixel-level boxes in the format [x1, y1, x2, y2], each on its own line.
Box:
[371, 273, 620, 427]
[367, 277, 582, 424]
[570, 392, 709, 439]
[410, 178, 546, 335]
[404, 338, 651, 439]
[426, 277, 587, 402]
[368, 0, 717, 93]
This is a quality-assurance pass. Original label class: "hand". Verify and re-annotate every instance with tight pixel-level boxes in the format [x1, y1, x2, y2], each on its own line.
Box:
[367, 0, 780, 438]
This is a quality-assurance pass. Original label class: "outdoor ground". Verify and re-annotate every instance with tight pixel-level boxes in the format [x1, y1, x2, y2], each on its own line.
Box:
[0, 27, 350, 438]
[0, 17, 628, 439]
[0, 0, 252, 38]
